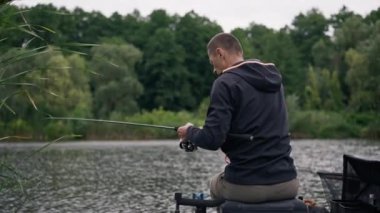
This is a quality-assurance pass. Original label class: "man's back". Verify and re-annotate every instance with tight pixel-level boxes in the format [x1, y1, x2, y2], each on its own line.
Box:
[177, 32, 299, 203]
[211, 60, 297, 185]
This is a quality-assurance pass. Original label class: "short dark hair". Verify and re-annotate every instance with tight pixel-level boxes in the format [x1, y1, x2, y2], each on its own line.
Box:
[207, 33, 243, 55]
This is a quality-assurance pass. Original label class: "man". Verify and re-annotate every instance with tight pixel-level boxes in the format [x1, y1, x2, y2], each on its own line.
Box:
[177, 33, 299, 203]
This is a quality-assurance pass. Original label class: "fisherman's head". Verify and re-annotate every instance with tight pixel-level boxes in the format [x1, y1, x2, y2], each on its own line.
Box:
[207, 33, 244, 76]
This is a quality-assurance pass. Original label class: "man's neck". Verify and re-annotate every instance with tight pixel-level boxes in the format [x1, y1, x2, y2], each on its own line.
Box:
[227, 56, 244, 68]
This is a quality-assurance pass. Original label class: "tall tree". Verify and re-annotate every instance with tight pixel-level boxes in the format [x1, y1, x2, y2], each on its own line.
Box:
[0, 47, 93, 138]
[357, 21, 380, 111]
[333, 15, 370, 99]
[311, 38, 335, 69]
[334, 16, 369, 51]
[345, 49, 373, 111]
[260, 29, 304, 95]
[120, 10, 144, 46]
[243, 23, 274, 58]
[319, 69, 344, 110]
[303, 66, 344, 111]
[230, 27, 254, 58]
[90, 43, 143, 118]
[330, 6, 356, 29]
[140, 28, 193, 111]
[0, 4, 24, 50]
[175, 11, 222, 107]
[135, 9, 176, 50]
[365, 7, 380, 25]
[19, 4, 61, 48]
[235, 24, 303, 95]
[290, 8, 329, 65]
[66, 54, 92, 117]
[26, 47, 92, 117]
[304, 66, 321, 110]
[0, 48, 38, 121]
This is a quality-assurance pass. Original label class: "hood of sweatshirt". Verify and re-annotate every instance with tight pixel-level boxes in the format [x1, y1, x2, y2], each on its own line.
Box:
[223, 59, 282, 93]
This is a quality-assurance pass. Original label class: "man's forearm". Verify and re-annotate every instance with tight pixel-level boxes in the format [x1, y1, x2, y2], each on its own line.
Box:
[187, 126, 223, 151]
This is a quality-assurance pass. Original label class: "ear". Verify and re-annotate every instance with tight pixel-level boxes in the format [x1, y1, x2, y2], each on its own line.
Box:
[215, 48, 223, 57]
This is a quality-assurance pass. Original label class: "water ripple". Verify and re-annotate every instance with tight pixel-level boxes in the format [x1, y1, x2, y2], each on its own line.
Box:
[1, 139, 379, 212]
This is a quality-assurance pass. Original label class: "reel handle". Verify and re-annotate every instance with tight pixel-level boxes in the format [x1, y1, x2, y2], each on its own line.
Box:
[179, 139, 197, 152]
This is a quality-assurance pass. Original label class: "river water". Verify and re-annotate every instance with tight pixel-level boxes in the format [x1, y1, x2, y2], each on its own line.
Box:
[0, 139, 379, 212]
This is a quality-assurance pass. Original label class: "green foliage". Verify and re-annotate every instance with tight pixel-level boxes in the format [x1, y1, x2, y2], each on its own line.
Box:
[320, 69, 344, 110]
[233, 24, 304, 95]
[335, 15, 369, 51]
[361, 120, 380, 139]
[345, 49, 375, 111]
[0, 3, 30, 49]
[128, 107, 203, 128]
[175, 11, 222, 105]
[231, 28, 254, 58]
[291, 8, 329, 64]
[0, 4, 60, 142]
[1, 3, 380, 140]
[44, 121, 72, 139]
[360, 22, 380, 111]
[1, 47, 93, 139]
[286, 94, 301, 130]
[196, 98, 210, 120]
[330, 6, 356, 29]
[304, 67, 322, 109]
[304, 67, 344, 111]
[266, 30, 304, 95]
[139, 28, 193, 111]
[291, 110, 359, 138]
[311, 39, 335, 69]
[86, 108, 203, 140]
[90, 43, 143, 118]
[345, 113, 380, 139]
[1, 48, 36, 118]
[28, 48, 91, 115]
[333, 15, 370, 96]
[0, 1, 84, 195]
[365, 8, 380, 25]
[6, 119, 32, 138]
[289, 110, 380, 139]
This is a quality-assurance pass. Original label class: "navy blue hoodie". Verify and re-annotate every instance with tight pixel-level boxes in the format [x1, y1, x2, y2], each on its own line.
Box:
[187, 60, 297, 185]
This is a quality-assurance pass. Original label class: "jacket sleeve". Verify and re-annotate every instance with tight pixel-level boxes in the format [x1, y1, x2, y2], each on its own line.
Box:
[187, 79, 234, 150]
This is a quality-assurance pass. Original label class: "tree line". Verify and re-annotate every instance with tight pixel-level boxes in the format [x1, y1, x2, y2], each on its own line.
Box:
[1, 3, 379, 140]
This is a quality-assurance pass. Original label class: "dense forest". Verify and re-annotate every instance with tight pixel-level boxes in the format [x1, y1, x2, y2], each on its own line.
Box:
[1, 3, 379, 140]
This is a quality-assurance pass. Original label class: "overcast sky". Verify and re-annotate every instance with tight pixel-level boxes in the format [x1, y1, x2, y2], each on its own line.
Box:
[13, 0, 380, 32]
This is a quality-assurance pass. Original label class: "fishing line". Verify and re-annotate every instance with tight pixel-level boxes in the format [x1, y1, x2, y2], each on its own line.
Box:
[47, 116, 178, 131]
[46, 116, 197, 152]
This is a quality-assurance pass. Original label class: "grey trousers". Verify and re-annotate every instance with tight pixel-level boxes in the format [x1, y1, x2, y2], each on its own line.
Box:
[209, 172, 299, 203]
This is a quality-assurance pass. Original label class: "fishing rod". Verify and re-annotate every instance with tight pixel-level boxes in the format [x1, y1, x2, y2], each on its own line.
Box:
[48, 116, 178, 131]
[47, 116, 196, 152]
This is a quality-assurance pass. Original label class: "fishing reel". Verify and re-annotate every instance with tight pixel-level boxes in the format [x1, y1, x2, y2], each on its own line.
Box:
[179, 139, 197, 152]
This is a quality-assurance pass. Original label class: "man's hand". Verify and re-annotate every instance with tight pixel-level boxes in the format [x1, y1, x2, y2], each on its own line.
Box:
[177, 122, 193, 139]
